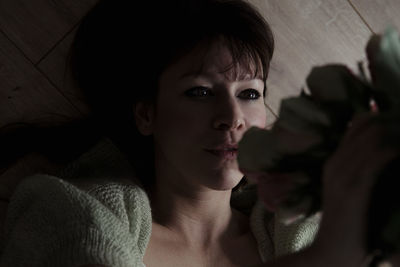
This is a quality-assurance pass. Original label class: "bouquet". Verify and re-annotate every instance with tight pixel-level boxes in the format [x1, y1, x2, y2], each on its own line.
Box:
[238, 27, 400, 260]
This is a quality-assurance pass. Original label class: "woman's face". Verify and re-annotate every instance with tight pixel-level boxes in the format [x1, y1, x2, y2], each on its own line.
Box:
[140, 41, 268, 191]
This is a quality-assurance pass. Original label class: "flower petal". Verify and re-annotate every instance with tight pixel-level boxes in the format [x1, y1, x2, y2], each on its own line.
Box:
[238, 127, 282, 172]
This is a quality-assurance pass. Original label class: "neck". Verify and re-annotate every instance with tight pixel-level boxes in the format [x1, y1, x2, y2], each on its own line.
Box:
[150, 177, 246, 250]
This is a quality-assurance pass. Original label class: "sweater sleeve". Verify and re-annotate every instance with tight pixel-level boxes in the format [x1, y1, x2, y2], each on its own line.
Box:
[0, 174, 152, 267]
[249, 200, 321, 262]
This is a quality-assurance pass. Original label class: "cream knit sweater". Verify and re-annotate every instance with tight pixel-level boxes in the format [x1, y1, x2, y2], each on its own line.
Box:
[0, 138, 320, 267]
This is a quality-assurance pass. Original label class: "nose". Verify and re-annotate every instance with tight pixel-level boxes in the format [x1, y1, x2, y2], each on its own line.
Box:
[212, 98, 245, 131]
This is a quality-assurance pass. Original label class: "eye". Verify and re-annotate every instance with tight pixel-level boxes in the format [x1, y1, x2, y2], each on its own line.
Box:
[239, 89, 261, 100]
[185, 86, 214, 98]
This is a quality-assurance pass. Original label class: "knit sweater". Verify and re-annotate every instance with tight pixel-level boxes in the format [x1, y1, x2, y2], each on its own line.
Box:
[0, 138, 321, 267]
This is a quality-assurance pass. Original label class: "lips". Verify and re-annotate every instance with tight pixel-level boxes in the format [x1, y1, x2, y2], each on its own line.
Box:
[205, 149, 238, 160]
[205, 142, 239, 160]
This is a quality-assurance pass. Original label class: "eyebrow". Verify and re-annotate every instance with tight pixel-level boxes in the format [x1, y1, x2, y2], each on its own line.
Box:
[179, 71, 201, 80]
[179, 71, 263, 82]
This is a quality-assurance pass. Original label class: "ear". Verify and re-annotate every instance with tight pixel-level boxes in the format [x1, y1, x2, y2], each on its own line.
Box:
[133, 102, 155, 136]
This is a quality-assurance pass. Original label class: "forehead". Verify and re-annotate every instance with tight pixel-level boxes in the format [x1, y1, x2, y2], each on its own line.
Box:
[165, 40, 262, 82]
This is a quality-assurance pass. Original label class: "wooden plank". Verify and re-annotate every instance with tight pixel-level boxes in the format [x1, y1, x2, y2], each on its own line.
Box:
[264, 103, 277, 128]
[249, 0, 372, 115]
[0, 0, 98, 64]
[38, 27, 90, 116]
[0, 30, 81, 128]
[349, 0, 400, 33]
[0, 29, 85, 207]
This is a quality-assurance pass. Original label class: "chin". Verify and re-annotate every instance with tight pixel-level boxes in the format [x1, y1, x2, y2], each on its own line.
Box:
[205, 170, 244, 191]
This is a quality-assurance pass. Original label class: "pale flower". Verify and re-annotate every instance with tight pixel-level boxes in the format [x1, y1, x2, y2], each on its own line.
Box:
[238, 27, 400, 258]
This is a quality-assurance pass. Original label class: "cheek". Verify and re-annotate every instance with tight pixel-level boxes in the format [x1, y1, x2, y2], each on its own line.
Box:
[153, 101, 208, 141]
[245, 104, 268, 129]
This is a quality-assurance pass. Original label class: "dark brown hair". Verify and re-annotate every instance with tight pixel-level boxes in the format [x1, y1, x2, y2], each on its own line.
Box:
[69, 0, 275, 190]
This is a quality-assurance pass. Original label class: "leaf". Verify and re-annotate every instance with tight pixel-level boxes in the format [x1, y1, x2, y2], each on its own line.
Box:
[277, 96, 331, 134]
[307, 64, 352, 102]
[382, 211, 400, 251]
[367, 26, 400, 111]
[307, 64, 371, 112]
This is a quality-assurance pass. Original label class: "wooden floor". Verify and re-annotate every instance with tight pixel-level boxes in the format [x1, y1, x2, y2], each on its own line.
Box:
[0, 0, 400, 197]
[250, 0, 400, 115]
[1, 0, 399, 127]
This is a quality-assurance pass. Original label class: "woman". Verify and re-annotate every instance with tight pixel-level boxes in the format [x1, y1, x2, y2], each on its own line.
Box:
[1, 0, 397, 266]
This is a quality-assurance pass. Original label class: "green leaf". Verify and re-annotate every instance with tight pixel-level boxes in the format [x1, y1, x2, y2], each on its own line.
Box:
[382, 210, 400, 251]
[277, 96, 331, 134]
[307, 64, 370, 113]
[369, 26, 400, 111]
[307, 65, 352, 102]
